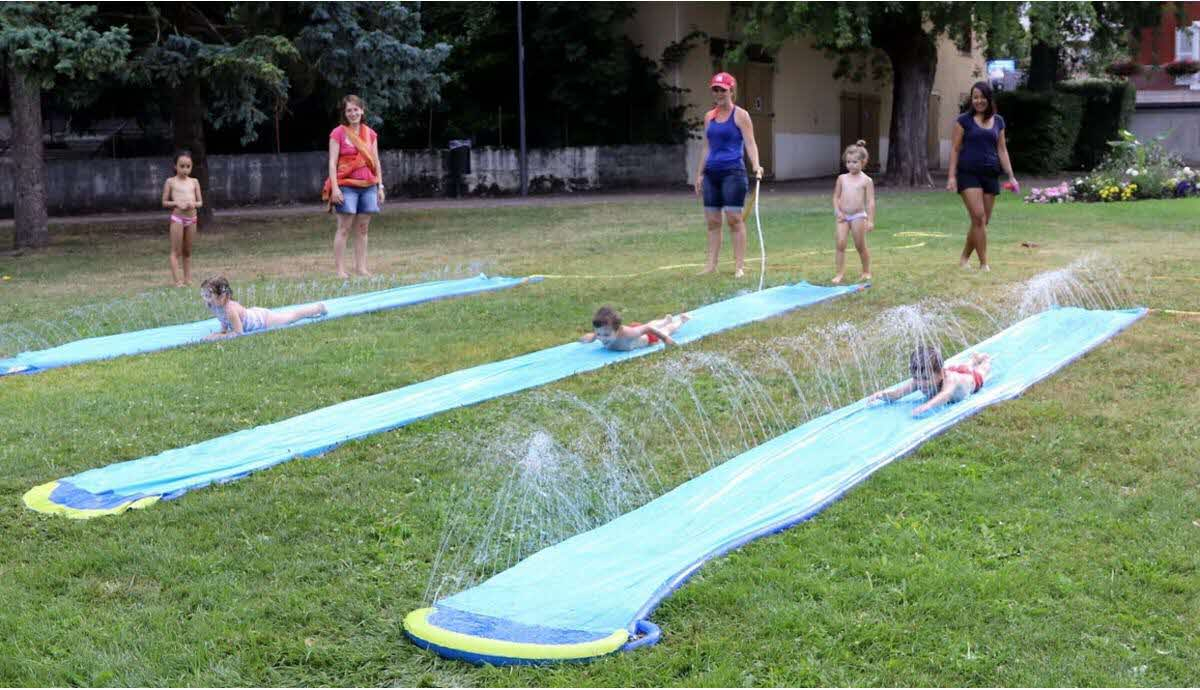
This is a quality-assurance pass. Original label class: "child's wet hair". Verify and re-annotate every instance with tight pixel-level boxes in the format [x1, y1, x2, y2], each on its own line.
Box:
[909, 344, 943, 380]
[592, 305, 621, 330]
[200, 275, 231, 298]
[174, 149, 193, 165]
[843, 139, 869, 165]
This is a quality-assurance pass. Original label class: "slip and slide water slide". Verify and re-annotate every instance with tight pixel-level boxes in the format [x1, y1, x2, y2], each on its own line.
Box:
[24, 281, 865, 518]
[11, 262, 1145, 667]
[403, 306, 1146, 665]
[1, 274, 535, 376]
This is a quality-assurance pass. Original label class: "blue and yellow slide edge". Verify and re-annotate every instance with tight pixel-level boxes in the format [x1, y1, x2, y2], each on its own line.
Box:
[403, 606, 638, 666]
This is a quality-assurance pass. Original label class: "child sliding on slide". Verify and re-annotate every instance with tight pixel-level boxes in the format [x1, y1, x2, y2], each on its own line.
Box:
[200, 276, 327, 340]
[869, 345, 992, 416]
[580, 306, 690, 351]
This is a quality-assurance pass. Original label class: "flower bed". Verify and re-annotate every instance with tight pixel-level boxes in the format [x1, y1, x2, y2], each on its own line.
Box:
[1025, 130, 1200, 203]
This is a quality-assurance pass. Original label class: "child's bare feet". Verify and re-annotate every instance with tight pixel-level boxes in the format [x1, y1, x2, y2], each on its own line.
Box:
[337, 270, 350, 279]
[355, 268, 372, 277]
[734, 268, 746, 279]
[175, 281, 186, 288]
[697, 265, 717, 275]
[678, 312, 691, 324]
[979, 264, 990, 272]
[960, 260, 973, 270]
[831, 274, 844, 285]
[859, 272, 871, 282]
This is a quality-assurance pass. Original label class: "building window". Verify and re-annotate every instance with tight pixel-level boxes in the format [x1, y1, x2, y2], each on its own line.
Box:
[1176, 21, 1200, 86]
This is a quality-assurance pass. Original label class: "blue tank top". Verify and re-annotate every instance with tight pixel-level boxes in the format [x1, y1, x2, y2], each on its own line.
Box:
[956, 112, 1004, 173]
[704, 108, 745, 173]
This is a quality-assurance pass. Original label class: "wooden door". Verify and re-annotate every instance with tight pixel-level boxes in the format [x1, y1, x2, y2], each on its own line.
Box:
[840, 93, 881, 172]
[739, 62, 774, 178]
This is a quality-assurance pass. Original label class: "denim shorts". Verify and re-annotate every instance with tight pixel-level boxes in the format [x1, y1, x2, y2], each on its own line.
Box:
[956, 169, 999, 195]
[335, 185, 381, 214]
[702, 167, 748, 213]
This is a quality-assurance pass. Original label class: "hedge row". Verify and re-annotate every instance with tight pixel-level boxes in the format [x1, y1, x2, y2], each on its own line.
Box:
[993, 80, 1135, 173]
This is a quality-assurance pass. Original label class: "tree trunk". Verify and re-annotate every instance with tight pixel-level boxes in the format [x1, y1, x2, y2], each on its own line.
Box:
[1027, 40, 1060, 92]
[8, 63, 50, 249]
[172, 80, 214, 224]
[879, 32, 937, 187]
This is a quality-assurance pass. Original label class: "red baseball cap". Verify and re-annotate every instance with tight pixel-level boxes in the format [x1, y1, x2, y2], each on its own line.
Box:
[710, 72, 736, 90]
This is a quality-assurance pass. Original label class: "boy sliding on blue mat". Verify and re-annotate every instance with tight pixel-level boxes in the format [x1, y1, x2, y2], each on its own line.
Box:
[580, 306, 690, 351]
[200, 276, 327, 340]
[868, 345, 992, 416]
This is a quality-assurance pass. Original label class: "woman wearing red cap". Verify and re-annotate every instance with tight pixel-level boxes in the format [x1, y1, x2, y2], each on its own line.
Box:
[694, 72, 764, 278]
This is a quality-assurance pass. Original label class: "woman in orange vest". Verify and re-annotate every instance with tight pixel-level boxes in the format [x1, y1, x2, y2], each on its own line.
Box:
[324, 95, 385, 277]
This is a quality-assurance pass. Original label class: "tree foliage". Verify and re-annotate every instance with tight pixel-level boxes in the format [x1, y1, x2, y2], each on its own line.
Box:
[417, 2, 689, 148]
[295, 2, 450, 130]
[740, 2, 1022, 186]
[1, 2, 130, 248]
[0, 3, 130, 92]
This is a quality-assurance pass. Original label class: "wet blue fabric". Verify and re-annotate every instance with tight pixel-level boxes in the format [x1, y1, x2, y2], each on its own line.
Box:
[1, 274, 533, 376]
[423, 307, 1145, 653]
[36, 281, 864, 514]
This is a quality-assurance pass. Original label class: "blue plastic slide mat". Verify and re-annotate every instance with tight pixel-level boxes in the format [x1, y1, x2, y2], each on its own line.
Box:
[403, 306, 1146, 665]
[1, 274, 535, 376]
[24, 281, 864, 519]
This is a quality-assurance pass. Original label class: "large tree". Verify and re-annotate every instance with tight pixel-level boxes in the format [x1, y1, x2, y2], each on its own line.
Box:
[740, 3, 1022, 187]
[1, 3, 129, 249]
[85, 2, 448, 221]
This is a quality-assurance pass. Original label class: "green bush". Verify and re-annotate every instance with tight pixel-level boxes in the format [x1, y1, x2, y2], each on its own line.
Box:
[994, 89, 1084, 174]
[1057, 79, 1135, 170]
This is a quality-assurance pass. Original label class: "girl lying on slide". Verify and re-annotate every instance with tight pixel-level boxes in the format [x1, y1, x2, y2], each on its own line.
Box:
[200, 276, 327, 340]
[869, 345, 992, 416]
[580, 306, 690, 351]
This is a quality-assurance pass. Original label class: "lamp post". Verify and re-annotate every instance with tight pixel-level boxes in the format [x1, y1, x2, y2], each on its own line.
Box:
[517, 0, 528, 196]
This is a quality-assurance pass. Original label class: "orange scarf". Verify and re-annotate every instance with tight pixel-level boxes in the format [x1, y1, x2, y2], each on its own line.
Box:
[322, 126, 380, 211]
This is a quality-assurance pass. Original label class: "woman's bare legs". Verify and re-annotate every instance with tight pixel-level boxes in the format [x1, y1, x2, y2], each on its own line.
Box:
[353, 215, 372, 275]
[959, 188, 989, 269]
[979, 192, 996, 270]
[700, 210, 723, 274]
[333, 213, 355, 278]
[725, 210, 747, 278]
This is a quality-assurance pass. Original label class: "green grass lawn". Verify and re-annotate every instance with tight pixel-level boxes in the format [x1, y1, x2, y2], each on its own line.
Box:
[0, 189, 1197, 686]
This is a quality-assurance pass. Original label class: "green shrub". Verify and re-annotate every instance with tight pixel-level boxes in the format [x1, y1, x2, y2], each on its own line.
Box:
[994, 89, 1084, 174]
[1057, 79, 1135, 170]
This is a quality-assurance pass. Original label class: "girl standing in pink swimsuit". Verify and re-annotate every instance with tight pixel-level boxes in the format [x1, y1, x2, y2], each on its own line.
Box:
[161, 150, 203, 287]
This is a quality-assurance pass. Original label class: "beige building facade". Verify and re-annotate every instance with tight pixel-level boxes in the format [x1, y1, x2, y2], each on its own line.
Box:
[625, 2, 986, 181]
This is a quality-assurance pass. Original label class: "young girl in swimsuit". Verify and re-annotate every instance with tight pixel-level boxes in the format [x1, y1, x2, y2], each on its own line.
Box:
[868, 345, 992, 416]
[831, 140, 876, 285]
[161, 151, 204, 287]
[580, 306, 690, 351]
[200, 276, 328, 340]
